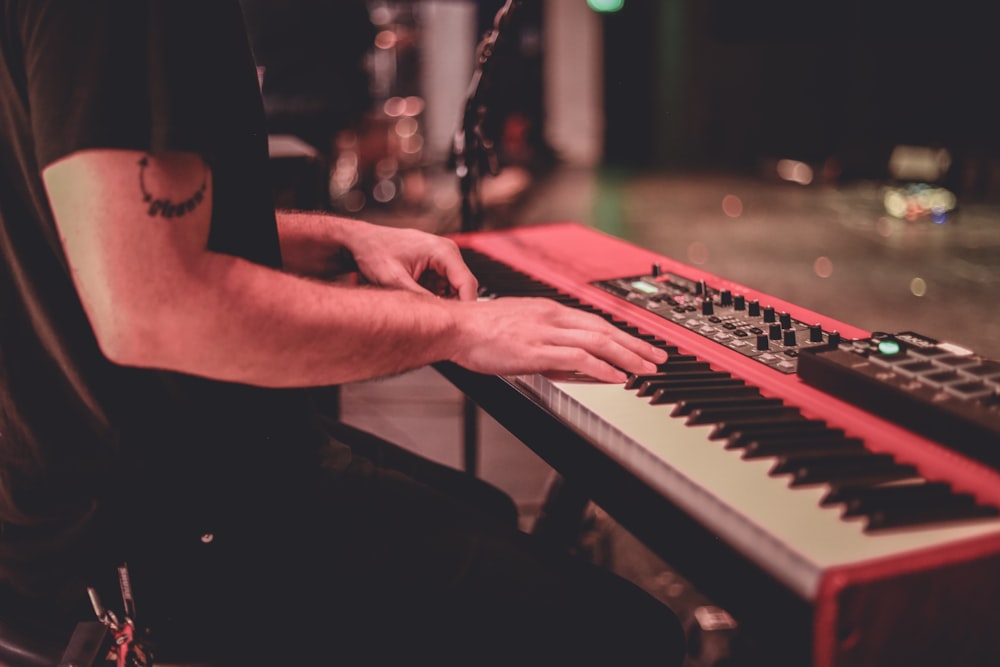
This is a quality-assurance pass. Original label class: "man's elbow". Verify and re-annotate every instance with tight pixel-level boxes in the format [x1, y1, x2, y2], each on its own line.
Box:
[89, 314, 154, 368]
[86, 302, 175, 369]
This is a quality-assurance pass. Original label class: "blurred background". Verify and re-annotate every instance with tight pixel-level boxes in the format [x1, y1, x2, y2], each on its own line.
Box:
[242, 0, 1000, 667]
[240, 0, 1000, 356]
[239, 4, 1000, 663]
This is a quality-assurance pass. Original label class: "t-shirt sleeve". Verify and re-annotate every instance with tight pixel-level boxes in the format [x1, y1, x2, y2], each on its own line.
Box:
[20, 0, 263, 169]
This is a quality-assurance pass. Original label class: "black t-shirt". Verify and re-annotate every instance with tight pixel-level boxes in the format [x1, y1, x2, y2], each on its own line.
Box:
[0, 1, 325, 597]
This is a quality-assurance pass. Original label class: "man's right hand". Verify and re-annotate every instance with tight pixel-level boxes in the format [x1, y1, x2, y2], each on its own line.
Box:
[447, 297, 667, 384]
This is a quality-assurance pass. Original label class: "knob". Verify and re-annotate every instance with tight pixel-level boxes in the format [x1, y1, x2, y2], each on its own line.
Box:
[763, 306, 776, 323]
[651, 263, 661, 277]
[783, 329, 797, 346]
[696, 280, 707, 296]
[720, 290, 733, 307]
[756, 334, 770, 351]
[769, 323, 782, 340]
[828, 330, 841, 347]
[701, 299, 714, 316]
[733, 294, 746, 311]
[809, 324, 823, 342]
[748, 300, 761, 317]
[779, 311, 792, 329]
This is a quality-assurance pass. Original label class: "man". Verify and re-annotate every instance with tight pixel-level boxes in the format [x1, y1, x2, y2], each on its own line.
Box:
[0, 2, 684, 665]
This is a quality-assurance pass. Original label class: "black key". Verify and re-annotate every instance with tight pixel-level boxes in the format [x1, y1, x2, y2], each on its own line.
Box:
[742, 436, 867, 460]
[835, 481, 955, 517]
[662, 354, 700, 364]
[710, 417, 825, 441]
[670, 396, 781, 418]
[794, 464, 919, 488]
[822, 480, 943, 506]
[687, 405, 800, 426]
[655, 357, 709, 373]
[866, 497, 1000, 532]
[775, 453, 917, 487]
[771, 450, 888, 475]
[645, 378, 747, 400]
[638, 370, 733, 387]
[652, 385, 762, 406]
[522, 286, 564, 297]
[725, 425, 844, 449]
[637, 375, 742, 398]
[626, 370, 730, 391]
[626, 373, 667, 390]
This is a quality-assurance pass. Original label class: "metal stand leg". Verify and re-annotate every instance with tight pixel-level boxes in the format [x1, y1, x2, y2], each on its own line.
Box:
[530, 471, 592, 550]
[462, 395, 479, 476]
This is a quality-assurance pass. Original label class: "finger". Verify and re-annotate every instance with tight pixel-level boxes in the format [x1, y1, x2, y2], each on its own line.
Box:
[535, 346, 629, 384]
[423, 244, 478, 300]
[544, 329, 661, 377]
[549, 309, 668, 366]
[434, 259, 478, 301]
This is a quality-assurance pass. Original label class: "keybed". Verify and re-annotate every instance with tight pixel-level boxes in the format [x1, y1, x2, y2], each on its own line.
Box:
[446, 223, 1000, 666]
[463, 246, 1000, 599]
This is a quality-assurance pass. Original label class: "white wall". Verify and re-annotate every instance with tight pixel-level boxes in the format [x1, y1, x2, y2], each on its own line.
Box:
[544, 0, 604, 167]
[418, 1, 478, 164]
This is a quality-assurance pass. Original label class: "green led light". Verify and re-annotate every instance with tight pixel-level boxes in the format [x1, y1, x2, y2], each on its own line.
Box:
[631, 280, 658, 295]
[877, 340, 901, 356]
[587, 0, 625, 13]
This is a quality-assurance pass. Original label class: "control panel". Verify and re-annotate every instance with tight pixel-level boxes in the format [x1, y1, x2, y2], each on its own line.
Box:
[798, 331, 1000, 469]
[592, 269, 841, 374]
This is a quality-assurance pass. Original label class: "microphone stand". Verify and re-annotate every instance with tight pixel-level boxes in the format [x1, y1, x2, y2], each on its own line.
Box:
[451, 0, 526, 478]
[451, 0, 526, 233]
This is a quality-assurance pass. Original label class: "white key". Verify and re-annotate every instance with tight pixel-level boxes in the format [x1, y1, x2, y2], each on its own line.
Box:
[516, 374, 1000, 600]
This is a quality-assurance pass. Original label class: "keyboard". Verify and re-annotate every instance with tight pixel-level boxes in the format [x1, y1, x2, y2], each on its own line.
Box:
[439, 221, 1000, 667]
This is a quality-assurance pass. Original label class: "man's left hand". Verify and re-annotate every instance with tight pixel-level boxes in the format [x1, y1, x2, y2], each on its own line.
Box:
[344, 223, 479, 301]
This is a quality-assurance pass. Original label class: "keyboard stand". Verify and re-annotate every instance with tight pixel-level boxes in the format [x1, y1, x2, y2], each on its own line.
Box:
[433, 361, 813, 667]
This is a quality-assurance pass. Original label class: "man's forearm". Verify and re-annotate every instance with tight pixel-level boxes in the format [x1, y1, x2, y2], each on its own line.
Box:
[43, 149, 664, 389]
[276, 210, 363, 278]
[110, 249, 460, 387]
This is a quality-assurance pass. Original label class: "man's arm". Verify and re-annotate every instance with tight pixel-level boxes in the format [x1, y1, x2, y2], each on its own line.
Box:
[43, 149, 666, 387]
[276, 210, 478, 300]
[275, 210, 363, 279]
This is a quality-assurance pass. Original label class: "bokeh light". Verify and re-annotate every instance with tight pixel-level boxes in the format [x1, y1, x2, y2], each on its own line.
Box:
[687, 241, 709, 265]
[721, 194, 743, 218]
[374, 29, 397, 50]
[813, 256, 833, 278]
[588, 0, 625, 12]
[776, 159, 814, 185]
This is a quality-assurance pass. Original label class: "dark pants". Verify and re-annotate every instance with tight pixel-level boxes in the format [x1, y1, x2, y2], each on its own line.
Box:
[5, 423, 686, 666]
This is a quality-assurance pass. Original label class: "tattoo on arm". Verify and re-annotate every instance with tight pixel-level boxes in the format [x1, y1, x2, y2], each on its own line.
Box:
[138, 155, 208, 219]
